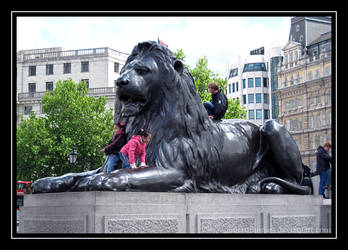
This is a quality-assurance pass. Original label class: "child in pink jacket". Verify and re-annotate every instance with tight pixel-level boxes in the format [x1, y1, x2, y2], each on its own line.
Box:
[120, 129, 152, 169]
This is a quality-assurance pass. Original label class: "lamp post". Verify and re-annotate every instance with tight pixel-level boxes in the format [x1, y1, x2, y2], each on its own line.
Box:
[68, 145, 78, 173]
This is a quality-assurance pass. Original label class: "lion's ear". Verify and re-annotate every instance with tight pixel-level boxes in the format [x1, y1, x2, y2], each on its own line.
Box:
[174, 60, 184, 75]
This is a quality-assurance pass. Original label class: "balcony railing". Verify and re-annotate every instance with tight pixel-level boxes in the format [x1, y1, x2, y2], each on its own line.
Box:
[21, 47, 129, 62]
[18, 87, 117, 102]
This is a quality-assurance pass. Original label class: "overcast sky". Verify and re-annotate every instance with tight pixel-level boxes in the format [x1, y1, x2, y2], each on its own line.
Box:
[16, 15, 292, 76]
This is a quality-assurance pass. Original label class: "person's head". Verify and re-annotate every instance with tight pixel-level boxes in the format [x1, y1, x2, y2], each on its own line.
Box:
[323, 142, 331, 152]
[114, 122, 126, 133]
[138, 129, 152, 143]
[207, 82, 219, 94]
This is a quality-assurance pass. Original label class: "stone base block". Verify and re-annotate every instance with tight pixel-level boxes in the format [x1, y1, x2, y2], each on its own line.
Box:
[18, 191, 331, 234]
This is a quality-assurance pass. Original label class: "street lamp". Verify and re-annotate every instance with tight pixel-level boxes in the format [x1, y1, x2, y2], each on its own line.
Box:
[68, 145, 78, 172]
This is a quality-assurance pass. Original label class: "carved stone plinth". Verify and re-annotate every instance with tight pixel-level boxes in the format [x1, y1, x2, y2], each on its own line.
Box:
[18, 191, 331, 234]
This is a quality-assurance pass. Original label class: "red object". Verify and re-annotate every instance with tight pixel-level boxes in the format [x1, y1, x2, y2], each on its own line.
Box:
[158, 38, 168, 47]
[16, 181, 32, 210]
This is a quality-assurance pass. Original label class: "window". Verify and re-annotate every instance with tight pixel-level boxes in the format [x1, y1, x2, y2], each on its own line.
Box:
[284, 78, 288, 87]
[315, 69, 320, 79]
[290, 99, 295, 109]
[114, 62, 120, 73]
[290, 119, 297, 131]
[327, 111, 331, 125]
[255, 77, 261, 87]
[296, 73, 300, 84]
[24, 106, 32, 115]
[256, 93, 261, 103]
[46, 64, 54, 75]
[81, 79, 89, 88]
[310, 94, 314, 105]
[317, 92, 321, 104]
[64, 63, 71, 74]
[317, 114, 322, 127]
[248, 78, 253, 88]
[297, 97, 302, 107]
[232, 83, 235, 93]
[248, 110, 254, 120]
[28, 83, 36, 93]
[263, 78, 268, 87]
[29, 66, 36, 76]
[309, 116, 314, 129]
[243, 95, 246, 105]
[256, 109, 262, 119]
[229, 68, 238, 78]
[243, 63, 266, 72]
[243, 79, 246, 88]
[328, 90, 331, 103]
[236, 82, 239, 92]
[308, 71, 313, 81]
[248, 94, 254, 104]
[290, 76, 294, 86]
[81, 61, 89, 72]
[264, 94, 269, 104]
[228, 84, 231, 94]
[46, 82, 53, 91]
[264, 109, 269, 119]
[325, 66, 331, 76]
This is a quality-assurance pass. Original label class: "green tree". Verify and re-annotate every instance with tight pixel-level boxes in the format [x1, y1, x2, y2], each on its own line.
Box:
[224, 98, 247, 120]
[190, 56, 212, 103]
[16, 79, 114, 180]
[174, 49, 246, 119]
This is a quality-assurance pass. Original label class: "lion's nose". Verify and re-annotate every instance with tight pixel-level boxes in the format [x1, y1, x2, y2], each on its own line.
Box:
[116, 76, 129, 87]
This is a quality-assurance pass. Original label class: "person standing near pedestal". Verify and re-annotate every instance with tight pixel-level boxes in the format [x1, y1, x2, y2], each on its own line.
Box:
[311, 142, 332, 196]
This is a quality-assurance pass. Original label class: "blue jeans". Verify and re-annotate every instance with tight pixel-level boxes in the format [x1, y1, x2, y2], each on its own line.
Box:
[105, 153, 120, 172]
[318, 169, 331, 195]
[119, 152, 131, 169]
[204, 101, 214, 116]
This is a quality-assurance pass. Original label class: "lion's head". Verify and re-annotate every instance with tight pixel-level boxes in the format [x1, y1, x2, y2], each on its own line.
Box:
[115, 41, 186, 117]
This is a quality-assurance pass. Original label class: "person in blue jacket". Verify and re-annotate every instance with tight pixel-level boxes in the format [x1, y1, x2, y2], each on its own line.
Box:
[100, 122, 128, 172]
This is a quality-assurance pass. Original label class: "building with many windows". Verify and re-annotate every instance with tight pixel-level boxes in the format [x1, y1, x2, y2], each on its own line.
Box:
[16, 47, 129, 125]
[226, 46, 278, 125]
[274, 24, 332, 170]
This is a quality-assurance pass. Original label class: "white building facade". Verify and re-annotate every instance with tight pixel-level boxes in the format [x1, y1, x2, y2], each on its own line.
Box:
[16, 47, 129, 125]
[226, 47, 279, 125]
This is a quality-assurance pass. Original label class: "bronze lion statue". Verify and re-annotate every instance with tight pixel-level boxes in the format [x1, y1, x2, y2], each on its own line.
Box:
[31, 41, 311, 194]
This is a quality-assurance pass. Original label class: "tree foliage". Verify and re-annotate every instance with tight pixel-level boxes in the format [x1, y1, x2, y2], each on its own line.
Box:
[16, 79, 114, 180]
[174, 50, 246, 119]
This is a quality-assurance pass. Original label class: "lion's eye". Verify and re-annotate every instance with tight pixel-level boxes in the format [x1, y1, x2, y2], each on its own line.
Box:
[135, 67, 150, 75]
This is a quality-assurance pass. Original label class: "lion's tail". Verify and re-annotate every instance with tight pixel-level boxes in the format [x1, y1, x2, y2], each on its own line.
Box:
[260, 177, 312, 195]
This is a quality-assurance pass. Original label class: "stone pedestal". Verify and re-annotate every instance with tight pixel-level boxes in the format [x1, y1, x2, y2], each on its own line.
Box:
[19, 191, 331, 234]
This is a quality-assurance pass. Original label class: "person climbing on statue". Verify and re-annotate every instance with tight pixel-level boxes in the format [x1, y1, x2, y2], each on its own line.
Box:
[119, 129, 152, 169]
[203, 82, 228, 121]
[100, 122, 128, 172]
